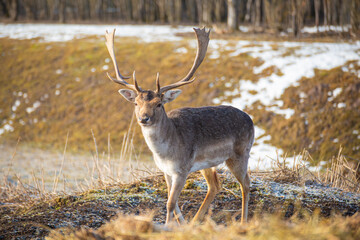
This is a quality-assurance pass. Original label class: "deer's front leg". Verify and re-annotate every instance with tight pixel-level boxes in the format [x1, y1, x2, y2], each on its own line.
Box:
[164, 174, 185, 224]
[166, 174, 187, 225]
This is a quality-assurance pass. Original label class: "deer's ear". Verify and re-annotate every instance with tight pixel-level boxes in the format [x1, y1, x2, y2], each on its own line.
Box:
[118, 89, 136, 102]
[162, 89, 182, 103]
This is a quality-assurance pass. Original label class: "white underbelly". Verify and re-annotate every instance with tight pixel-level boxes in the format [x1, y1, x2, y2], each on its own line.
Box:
[190, 139, 234, 173]
[190, 157, 225, 173]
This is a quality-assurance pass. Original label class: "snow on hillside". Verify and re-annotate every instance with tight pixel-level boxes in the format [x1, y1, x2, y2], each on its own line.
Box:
[1, 23, 359, 169]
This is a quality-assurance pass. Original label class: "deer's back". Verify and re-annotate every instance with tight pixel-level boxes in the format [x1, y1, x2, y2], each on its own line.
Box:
[168, 105, 254, 146]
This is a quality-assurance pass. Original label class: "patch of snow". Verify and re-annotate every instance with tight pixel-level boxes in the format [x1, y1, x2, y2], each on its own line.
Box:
[266, 106, 294, 119]
[91, 68, 96, 73]
[23, 93, 28, 98]
[337, 103, 346, 108]
[239, 25, 249, 33]
[105, 58, 110, 63]
[208, 39, 229, 59]
[353, 130, 359, 135]
[174, 47, 188, 54]
[342, 66, 349, 72]
[12, 100, 21, 112]
[0, 124, 14, 134]
[299, 92, 307, 103]
[328, 87, 342, 101]
[209, 50, 220, 59]
[227, 41, 360, 115]
[102, 65, 109, 70]
[0, 23, 193, 42]
[26, 101, 41, 114]
[56, 83, 61, 88]
[75, 77, 81, 82]
[302, 25, 351, 34]
[18, 91, 23, 97]
[55, 90, 60, 96]
[247, 126, 290, 170]
[55, 69, 63, 74]
[19, 119, 25, 125]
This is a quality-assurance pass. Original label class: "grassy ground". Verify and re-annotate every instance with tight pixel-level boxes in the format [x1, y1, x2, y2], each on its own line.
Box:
[1, 164, 359, 239]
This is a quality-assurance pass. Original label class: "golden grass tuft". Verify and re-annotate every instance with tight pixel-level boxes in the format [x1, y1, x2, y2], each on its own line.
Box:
[47, 212, 360, 240]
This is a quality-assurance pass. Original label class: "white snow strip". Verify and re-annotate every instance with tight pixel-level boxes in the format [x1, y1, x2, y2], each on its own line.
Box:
[302, 25, 351, 33]
[0, 23, 193, 42]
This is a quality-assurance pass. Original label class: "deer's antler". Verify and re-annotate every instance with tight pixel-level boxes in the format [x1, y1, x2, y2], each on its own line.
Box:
[105, 29, 142, 92]
[158, 27, 210, 94]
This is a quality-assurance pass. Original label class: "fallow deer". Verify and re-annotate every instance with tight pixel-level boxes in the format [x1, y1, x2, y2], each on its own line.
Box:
[105, 28, 254, 225]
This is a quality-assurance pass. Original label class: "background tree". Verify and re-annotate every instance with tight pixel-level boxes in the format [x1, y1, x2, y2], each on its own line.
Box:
[227, 0, 238, 32]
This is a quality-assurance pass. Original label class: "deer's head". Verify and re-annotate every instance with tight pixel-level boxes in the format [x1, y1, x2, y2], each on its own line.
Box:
[105, 28, 210, 126]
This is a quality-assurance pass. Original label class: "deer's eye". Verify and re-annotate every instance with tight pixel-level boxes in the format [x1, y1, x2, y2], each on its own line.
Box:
[134, 103, 138, 106]
[157, 103, 162, 108]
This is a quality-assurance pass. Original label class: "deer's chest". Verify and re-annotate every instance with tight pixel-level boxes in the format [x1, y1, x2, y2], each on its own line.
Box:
[142, 127, 181, 175]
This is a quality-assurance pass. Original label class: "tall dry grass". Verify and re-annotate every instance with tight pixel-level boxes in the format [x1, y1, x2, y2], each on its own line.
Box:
[0, 115, 157, 205]
[322, 148, 360, 192]
[250, 148, 359, 193]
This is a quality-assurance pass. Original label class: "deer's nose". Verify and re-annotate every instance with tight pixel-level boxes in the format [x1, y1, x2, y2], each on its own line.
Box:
[139, 116, 150, 124]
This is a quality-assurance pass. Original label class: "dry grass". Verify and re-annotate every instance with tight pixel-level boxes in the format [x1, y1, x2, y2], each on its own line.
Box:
[0, 118, 157, 205]
[47, 212, 360, 240]
[322, 148, 360, 193]
[251, 149, 360, 193]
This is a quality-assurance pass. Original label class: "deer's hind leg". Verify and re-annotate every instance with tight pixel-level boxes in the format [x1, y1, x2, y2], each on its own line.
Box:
[226, 153, 250, 224]
[192, 167, 221, 223]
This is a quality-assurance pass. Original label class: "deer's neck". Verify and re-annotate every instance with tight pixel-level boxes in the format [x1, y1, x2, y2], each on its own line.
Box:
[140, 112, 176, 157]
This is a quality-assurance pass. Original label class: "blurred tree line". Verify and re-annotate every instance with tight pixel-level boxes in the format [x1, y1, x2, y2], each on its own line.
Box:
[0, 0, 359, 36]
